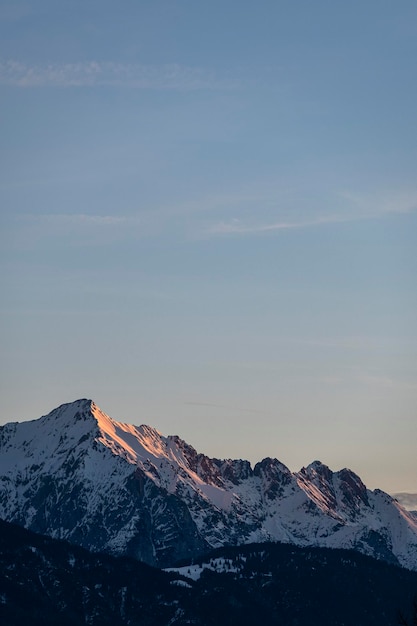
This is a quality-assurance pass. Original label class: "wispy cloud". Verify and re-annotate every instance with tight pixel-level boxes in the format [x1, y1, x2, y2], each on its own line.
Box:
[25, 213, 129, 226]
[0, 59, 237, 90]
[207, 214, 348, 235]
[6, 213, 134, 250]
[206, 189, 417, 236]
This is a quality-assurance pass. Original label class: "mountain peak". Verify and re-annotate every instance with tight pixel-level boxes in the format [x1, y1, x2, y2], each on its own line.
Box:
[302, 460, 332, 477]
[2, 400, 417, 570]
[59, 397, 93, 411]
[40, 398, 95, 424]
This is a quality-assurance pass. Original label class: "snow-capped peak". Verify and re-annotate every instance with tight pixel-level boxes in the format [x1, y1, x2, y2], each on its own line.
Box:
[90, 402, 168, 466]
[1, 398, 417, 571]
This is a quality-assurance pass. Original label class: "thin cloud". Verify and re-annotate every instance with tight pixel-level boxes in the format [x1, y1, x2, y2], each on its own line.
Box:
[25, 213, 128, 226]
[207, 214, 353, 236]
[206, 190, 417, 236]
[0, 59, 237, 90]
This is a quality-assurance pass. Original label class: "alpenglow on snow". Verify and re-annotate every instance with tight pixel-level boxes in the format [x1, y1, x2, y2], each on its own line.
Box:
[1, 399, 417, 569]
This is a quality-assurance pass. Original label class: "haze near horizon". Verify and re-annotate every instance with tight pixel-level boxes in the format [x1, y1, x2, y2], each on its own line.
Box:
[1, 0, 416, 494]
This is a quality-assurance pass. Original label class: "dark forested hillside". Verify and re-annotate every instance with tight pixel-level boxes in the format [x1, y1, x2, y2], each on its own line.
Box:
[1, 519, 417, 625]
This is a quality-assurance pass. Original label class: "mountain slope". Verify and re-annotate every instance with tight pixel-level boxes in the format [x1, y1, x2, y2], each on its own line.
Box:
[1, 398, 417, 569]
[0, 519, 183, 626]
[2, 519, 417, 626]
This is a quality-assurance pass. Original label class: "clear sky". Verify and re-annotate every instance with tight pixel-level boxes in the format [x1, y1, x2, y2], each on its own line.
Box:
[1, 0, 416, 493]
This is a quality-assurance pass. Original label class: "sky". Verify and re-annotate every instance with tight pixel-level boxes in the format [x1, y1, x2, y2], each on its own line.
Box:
[1, 0, 416, 493]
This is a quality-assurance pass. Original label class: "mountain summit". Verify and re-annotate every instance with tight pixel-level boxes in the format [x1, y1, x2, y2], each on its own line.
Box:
[1, 399, 417, 569]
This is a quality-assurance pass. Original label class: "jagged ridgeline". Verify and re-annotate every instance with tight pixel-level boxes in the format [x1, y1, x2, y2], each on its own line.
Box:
[1, 399, 417, 569]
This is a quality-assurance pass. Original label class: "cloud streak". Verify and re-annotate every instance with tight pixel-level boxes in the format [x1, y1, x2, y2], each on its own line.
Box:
[25, 213, 129, 226]
[207, 215, 347, 235]
[206, 190, 417, 236]
[0, 59, 237, 90]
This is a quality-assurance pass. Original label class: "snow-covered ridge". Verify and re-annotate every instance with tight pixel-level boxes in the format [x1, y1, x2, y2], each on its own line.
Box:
[1, 399, 417, 570]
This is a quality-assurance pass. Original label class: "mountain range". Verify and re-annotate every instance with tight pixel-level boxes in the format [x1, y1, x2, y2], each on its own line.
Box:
[1, 398, 416, 571]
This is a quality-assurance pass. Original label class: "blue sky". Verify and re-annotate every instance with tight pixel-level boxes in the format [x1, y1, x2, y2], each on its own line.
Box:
[1, 0, 416, 492]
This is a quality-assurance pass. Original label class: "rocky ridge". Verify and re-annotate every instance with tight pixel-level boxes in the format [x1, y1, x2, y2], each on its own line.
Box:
[1, 399, 416, 569]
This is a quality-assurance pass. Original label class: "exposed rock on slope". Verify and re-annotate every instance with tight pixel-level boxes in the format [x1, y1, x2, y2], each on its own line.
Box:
[1, 399, 416, 569]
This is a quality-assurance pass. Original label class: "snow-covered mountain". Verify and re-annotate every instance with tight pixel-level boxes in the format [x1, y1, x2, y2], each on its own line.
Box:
[1, 399, 417, 570]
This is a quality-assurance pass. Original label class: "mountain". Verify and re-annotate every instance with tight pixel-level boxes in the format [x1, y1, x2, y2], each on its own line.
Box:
[0, 519, 183, 626]
[1, 398, 417, 570]
[2, 519, 417, 626]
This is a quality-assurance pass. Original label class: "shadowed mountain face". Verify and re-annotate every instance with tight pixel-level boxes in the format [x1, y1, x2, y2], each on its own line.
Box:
[1, 399, 417, 569]
[2, 519, 417, 626]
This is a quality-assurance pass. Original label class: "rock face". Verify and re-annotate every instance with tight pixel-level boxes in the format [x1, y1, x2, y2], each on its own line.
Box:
[1, 399, 417, 569]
